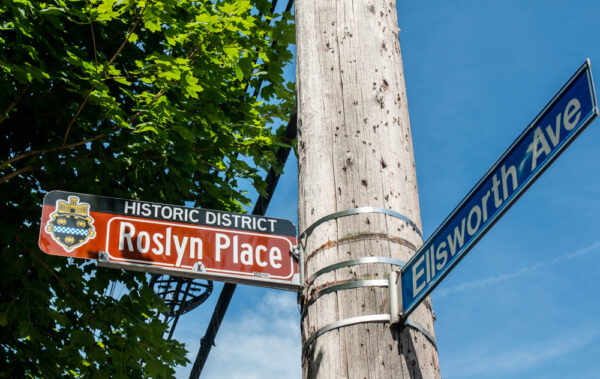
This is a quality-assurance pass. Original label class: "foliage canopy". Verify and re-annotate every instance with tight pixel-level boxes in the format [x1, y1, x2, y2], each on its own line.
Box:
[0, 0, 294, 376]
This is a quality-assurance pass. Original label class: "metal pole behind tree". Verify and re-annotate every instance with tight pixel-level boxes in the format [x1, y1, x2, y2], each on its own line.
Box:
[189, 113, 297, 379]
[296, 0, 441, 377]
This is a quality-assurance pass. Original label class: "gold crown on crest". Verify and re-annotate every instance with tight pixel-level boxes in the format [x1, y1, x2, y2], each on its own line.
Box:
[57, 196, 89, 216]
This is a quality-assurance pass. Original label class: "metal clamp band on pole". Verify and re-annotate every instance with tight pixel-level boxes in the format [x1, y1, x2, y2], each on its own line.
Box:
[301, 277, 437, 354]
[302, 279, 390, 319]
[302, 314, 391, 355]
[404, 319, 437, 349]
[299, 207, 423, 242]
[304, 257, 405, 289]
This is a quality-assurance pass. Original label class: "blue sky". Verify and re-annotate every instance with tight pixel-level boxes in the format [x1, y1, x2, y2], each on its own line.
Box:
[174, 1, 600, 377]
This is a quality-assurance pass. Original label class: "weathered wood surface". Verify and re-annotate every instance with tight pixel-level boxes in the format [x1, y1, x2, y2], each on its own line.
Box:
[296, 0, 441, 377]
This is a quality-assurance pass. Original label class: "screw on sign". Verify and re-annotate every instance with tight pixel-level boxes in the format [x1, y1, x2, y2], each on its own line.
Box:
[39, 191, 300, 291]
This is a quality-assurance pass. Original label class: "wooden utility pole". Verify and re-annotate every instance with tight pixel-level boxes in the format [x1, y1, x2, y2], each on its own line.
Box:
[296, 0, 441, 377]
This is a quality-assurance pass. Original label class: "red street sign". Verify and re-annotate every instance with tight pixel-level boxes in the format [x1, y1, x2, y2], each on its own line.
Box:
[39, 191, 299, 290]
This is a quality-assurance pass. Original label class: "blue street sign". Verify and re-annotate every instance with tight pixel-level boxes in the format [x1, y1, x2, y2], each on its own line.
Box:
[398, 60, 598, 320]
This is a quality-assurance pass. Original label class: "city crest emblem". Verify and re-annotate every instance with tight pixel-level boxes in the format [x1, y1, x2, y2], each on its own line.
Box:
[45, 196, 95, 252]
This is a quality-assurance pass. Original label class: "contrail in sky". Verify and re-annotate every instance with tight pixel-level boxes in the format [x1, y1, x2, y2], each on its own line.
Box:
[433, 241, 600, 299]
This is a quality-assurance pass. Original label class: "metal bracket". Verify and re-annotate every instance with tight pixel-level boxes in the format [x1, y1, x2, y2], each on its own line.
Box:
[291, 244, 305, 287]
[299, 207, 423, 243]
[388, 270, 403, 324]
[388, 270, 437, 348]
[291, 246, 301, 261]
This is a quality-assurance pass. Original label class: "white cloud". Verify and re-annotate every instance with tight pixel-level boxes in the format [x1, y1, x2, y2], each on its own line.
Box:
[444, 327, 599, 378]
[197, 291, 302, 379]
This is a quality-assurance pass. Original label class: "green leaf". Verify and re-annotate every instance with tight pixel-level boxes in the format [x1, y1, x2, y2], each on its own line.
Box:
[234, 65, 243, 81]
[223, 46, 239, 59]
[97, 0, 117, 15]
[135, 123, 159, 135]
[113, 77, 132, 86]
[144, 18, 161, 33]
[39, 7, 65, 16]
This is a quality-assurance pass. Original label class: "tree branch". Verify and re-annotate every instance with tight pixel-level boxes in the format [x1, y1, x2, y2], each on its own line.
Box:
[0, 80, 167, 177]
[196, 142, 258, 152]
[126, 88, 166, 124]
[102, 1, 149, 75]
[62, 88, 95, 146]
[0, 128, 114, 172]
[0, 82, 33, 126]
[106, 74, 145, 81]
[200, 159, 226, 172]
[62, 1, 150, 145]
[0, 165, 38, 184]
[90, 21, 98, 72]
